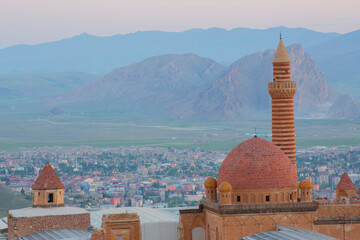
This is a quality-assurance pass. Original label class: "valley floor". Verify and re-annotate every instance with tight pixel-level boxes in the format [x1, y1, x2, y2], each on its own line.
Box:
[0, 113, 359, 151]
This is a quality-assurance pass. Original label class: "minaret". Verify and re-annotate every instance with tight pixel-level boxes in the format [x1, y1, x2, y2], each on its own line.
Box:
[268, 37, 297, 168]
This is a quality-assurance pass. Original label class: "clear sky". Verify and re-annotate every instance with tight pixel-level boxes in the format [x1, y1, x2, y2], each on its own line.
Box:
[1, 0, 359, 49]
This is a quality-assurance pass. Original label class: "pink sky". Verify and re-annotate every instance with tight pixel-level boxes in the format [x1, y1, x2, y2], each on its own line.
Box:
[1, 0, 359, 49]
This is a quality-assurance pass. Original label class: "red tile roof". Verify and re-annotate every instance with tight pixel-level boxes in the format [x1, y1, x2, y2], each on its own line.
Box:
[217, 137, 298, 189]
[337, 172, 356, 190]
[32, 162, 64, 190]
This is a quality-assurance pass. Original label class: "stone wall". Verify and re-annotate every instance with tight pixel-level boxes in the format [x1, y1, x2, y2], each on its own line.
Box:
[230, 187, 298, 204]
[179, 202, 360, 240]
[7, 213, 90, 239]
[206, 210, 315, 240]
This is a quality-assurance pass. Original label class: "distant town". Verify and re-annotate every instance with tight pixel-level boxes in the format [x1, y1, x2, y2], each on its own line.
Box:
[1, 143, 360, 210]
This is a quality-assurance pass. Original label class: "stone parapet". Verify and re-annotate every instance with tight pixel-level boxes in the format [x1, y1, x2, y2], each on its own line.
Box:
[179, 204, 204, 214]
[315, 216, 360, 225]
[201, 200, 319, 215]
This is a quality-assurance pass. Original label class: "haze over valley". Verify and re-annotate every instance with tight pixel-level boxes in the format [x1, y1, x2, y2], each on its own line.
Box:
[0, 26, 360, 150]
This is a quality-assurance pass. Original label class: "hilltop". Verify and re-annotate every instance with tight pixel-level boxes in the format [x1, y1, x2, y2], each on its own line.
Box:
[0, 185, 32, 217]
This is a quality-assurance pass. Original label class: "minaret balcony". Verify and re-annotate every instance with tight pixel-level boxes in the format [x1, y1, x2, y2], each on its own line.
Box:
[268, 82, 296, 98]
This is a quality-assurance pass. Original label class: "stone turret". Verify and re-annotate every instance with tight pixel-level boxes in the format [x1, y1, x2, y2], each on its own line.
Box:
[336, 172, 356, 201]
[32, 162, 65, 208]
[299, 179, 313, 202]
[268, 37, 297, 169]
[218, 181, 232, 205]
[204, 177, 218, 202]
[8, 162, 90, 239]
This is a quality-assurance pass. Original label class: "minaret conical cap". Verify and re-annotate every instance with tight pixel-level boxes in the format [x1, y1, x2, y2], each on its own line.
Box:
[272, 39, 291, 64]
[337, 172, 356, 190]
[32, 162, 64, 190]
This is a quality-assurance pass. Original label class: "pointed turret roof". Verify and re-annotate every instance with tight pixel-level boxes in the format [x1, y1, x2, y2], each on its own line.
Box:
[272, 38, 291, 64]
[32, 162, 64, 190]
[336, 172, 356, 190]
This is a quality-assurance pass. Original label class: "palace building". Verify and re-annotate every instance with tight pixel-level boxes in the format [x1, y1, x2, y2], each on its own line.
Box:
[5, 37, 360, 240]
[178, 38, 360, 240]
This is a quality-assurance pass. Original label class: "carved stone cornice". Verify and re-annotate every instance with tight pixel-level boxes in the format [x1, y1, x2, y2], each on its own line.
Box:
[268, 82, 296, 98]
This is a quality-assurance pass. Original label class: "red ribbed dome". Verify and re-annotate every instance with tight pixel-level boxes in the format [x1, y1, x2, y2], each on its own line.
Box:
[217, 137, 297, 189]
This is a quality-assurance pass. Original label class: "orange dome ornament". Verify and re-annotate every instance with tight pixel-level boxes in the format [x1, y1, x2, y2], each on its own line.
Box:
[218, 181, 233, 192]
[299, 179, 314, 189]
[204, 177, 217, 188]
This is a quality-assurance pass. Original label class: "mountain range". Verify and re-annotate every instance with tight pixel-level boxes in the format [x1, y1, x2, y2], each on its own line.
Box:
[192, 45, 340, 120]
[49, 45, 355, 120]
[51, 54, 226, 116]
[1, 26, 359, 120]
[0, 26, 341, 74]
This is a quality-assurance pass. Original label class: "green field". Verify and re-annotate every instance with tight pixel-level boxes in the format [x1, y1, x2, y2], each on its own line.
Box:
[0, 112, 359, 151]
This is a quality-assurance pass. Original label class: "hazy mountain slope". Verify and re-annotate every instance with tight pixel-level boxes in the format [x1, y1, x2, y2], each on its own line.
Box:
[50, 54, 226, 115]
[0, 72, 99, 113]
[50, 47, 344, 120]
[0, 27, 340, 74]
[328, 94, 360, 120]
[0, 185, 32, 217]
[308, 30, 360, 99]
[0, 72, 99, 98]
[192, 45, 340, 120]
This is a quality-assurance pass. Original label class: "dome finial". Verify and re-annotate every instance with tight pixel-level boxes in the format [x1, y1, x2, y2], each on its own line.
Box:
[280, 31, 282, 40]
[254, 127, 257, 138]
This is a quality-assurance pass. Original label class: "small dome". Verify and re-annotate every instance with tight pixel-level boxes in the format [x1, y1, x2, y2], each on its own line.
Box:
[219, 181, 233, 192]
[204, 177, 217, 188]
[217, 137, 298, 189]
[299, 179, 313, 189]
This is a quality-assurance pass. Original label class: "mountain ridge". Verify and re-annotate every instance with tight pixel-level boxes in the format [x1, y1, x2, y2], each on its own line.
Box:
[48, 45, 349, 120]
[0, 26, 341, 74]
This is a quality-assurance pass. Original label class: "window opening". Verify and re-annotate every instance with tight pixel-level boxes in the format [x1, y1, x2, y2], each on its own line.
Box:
[48, 193, 54, 203]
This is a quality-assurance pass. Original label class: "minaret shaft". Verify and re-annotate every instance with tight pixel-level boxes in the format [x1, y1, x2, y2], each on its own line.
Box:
[269, 39, 297, 167]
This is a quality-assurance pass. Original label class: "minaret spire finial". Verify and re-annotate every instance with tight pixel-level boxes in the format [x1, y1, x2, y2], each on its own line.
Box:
[280, 31, 282, 40]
